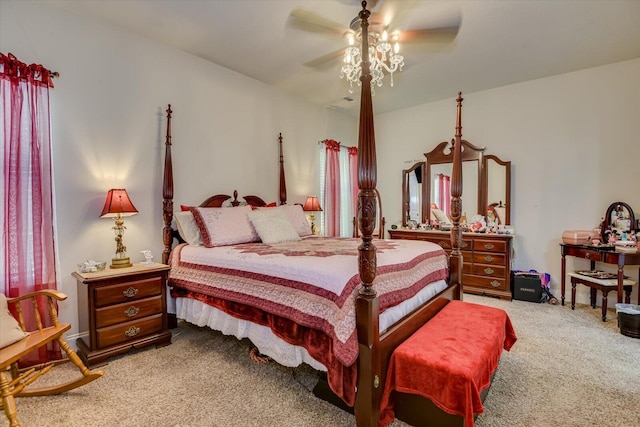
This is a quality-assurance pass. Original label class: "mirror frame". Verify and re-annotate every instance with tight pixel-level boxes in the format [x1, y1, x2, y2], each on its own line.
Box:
[423, 139, 486, 225]
[402, 162, 425, 226]
[482, 154, 512, 225]
[602, 202, 636, 238]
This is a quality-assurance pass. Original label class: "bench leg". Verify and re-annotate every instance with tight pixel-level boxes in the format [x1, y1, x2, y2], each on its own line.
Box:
[590, 288, 597, 308]
[571, 280, 577, 310]
[601, 290, 609, 322]
[1, 370, 20, 427]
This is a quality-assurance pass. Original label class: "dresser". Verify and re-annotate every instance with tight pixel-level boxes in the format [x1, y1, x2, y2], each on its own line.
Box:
[72, 263, 172, 367]
[388, 229, 513, 300]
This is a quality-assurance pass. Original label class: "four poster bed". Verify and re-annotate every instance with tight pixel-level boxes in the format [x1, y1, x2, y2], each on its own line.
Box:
[161, 4, 468, 426]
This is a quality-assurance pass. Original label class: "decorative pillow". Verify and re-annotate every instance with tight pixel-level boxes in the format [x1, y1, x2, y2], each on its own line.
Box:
[174, 211, 203, 246]
[0, 293, 29, 349]
[247, 209, 301, 244]
[190, 205, 259, 247]
[276, 204, 313, 237]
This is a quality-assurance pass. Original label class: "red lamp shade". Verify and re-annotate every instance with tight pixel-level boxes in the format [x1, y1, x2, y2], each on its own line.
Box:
[100, 189, 138, 218]
[303, 196, 322, 212]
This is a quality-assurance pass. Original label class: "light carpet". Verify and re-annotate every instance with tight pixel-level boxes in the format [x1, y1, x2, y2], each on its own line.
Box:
[3, 294, 639, 427]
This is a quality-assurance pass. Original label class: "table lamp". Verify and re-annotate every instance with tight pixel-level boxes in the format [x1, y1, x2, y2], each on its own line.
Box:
[100, 189, 138, 268]
[303, 196, 322, 235]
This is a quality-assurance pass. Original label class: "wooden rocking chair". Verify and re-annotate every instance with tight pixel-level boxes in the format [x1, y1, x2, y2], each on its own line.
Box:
[1, 290, 104, 427]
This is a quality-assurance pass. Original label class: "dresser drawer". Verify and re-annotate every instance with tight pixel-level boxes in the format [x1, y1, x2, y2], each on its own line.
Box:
[472, 252, 506, 266]
[417, 236, 472, 250]
[96, 314, 164, 349]
[463, 274, 508, 291]
[471, 264, 506, 278]
[473, 239, 507, 253]
[94, 276, 163, 307]
[95, 296, 163, 329]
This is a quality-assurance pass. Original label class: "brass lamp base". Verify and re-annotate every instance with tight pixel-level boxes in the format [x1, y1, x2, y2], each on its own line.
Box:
[110, 257, 132, 269]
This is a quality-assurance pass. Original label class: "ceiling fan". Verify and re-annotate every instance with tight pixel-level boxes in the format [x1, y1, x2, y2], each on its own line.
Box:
[287, 0, 462, 70]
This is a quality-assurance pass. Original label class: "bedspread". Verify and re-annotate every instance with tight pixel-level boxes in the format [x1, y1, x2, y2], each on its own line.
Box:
[169, 237, 448, 405]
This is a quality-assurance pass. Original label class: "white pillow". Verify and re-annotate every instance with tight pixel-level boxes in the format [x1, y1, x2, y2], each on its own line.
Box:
[175, 211, 203, 246]
[274, 204, 313, 237]
[190, 205, 259, 247]
[0, 293, 29, 349]
[247, 209, 301, 244]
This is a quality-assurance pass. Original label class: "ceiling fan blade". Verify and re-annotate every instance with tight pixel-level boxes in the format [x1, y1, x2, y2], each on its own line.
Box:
[303, 48, 346, 69]
[288, 7, 349, 38]
[397, 24, 461, 45]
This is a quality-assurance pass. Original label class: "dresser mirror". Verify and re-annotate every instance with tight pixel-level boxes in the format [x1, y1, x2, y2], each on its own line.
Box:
[601, 202, 636, 237]
[484, 155, 511, 225]
[401, 139, 512, 227]
[402, 162, 424, 225]
[419, 139, 485, 227]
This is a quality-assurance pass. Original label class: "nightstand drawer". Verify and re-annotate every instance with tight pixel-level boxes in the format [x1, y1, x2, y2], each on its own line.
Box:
[96, 314, 164, 348]
[94, 276, 163, 307]
[95, 296, 163, 329]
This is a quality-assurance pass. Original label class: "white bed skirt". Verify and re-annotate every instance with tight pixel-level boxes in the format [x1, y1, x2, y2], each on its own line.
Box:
[170, 279, 447, 372]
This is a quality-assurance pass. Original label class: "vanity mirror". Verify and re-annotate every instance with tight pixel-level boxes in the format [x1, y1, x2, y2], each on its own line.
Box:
[601, 202, 636, 238]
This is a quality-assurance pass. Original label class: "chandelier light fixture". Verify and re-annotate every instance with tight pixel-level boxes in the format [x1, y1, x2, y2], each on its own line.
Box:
[340, 29, 404, 94]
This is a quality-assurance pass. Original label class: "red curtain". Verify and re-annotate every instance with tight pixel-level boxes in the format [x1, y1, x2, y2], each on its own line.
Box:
[323, 139, 341, 237]
[436, 174, 451, 218]
[1, 52, 60, 363]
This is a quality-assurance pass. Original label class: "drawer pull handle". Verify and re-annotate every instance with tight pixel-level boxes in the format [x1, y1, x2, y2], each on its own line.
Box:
[484, 268, 494, 275]
[461, 242, 468, 248]
[484, 255, 494, 262]
[123, 287, 139, 298]
[124, 306, 140, 318]
[437, 241, 448, 247]
[484, 243, 495, 250]
[585, 253, 590, 259]
[490, 280, 501, 288]
[124, 326, 140, 337]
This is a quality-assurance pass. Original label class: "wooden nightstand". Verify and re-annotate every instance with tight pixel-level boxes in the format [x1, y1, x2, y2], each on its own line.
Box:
[72, 263, 172, 367]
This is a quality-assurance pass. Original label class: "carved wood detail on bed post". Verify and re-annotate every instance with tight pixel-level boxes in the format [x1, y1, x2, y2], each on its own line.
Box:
[162, 104, 174, 265]
[354, 2, 381, 426]
[278, 133, 287, 205]
[449, 92, 464, 299]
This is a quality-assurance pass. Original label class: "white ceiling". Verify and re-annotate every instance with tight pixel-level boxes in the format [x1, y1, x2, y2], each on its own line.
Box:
[46, 0, 640, 115]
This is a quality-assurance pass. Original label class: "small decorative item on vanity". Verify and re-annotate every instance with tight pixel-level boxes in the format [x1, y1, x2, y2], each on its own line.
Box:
[303, 195, 323, 235]
[100, 189, 138, 268]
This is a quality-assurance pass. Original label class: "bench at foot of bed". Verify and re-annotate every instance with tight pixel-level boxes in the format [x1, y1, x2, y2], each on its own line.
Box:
[380, 300, 517, 427]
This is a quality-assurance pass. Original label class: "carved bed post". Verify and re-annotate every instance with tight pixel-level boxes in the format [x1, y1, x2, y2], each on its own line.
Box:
[162, 104, 174, 265]
[278, 133, 287, 205]
[354, 2, 381, 426]
[449, 93, 464, 298]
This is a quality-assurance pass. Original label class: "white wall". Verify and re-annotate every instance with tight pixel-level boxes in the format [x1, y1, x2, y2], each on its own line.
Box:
[376, 58, 640, 305]
[0, 1, 356, 336]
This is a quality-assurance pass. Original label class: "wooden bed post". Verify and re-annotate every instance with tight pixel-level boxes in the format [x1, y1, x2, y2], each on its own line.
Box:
[278, 133, 287, 205]
[354, 2, 381, 426]
[162, 104, 174, 265]
[449, 93, 464, 298]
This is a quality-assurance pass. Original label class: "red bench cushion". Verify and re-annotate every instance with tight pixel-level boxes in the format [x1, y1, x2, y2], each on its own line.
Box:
[380, 300, 517, 427]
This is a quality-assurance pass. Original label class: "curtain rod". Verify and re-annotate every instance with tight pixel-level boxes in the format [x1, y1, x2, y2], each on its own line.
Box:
[50, 70, 59, 78]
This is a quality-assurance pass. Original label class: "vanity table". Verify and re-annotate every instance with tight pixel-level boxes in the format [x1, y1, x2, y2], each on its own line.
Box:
[560, 243, 640, 306]
[389, 229, 513, 300]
